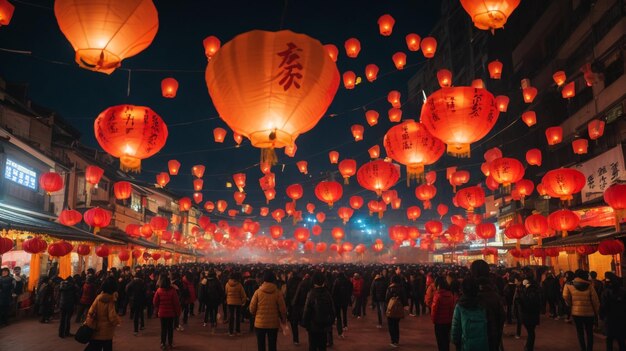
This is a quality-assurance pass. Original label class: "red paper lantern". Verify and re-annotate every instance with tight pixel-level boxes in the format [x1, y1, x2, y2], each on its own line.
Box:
[541, 168, 586, 201]
[0, 0, 15, 27]
[356, 160, 400, 196]
[420, 37, 437, 58]
[213, 127, 227, 143]
[545, 126, 563, 145]
[286, 184, 304, 204]
[161, 78, 178, 98]
[572, 139, 588, 155]
[85, 165, 104, 186]
[343, 71, 356, 89]
[387, 108, 402, 123]
[191, 165, 205, 178]
[94, 245, 109, 258]
[272, 209, 286, 223]
[337, 207, 354, 224]
[495, 95, 510, 112]
[425, 221, 443, 236]
[48, 242, 70, 257]
[450, 171, 470, 191]
[39, 172, 64, 195]
[484, 147, 502, 163]
[476, 223, 496, 240]
[203, 35, 221, 59]
[83, 207, 112, 232]
[331, 227, 345, 241]
[489, 157, 525, 187]
[525, 214, 549, 237]
[338, 159, 357, 184]
[259, 172, 276, 191]
[363, 110, 380, 127]
[316, 212, 326, 223]
[227, 209, 238, 218]
[58, 209, 82, 226]
[521, 111, 537, 127]
[113, 181, 132, 200]
[522, 87, 537, 103]
[167, 160, 180, 175]
[488, 60, 503, 79]
[233, 191, 246, 205]
[576, 245, 597, 256]
[294, 227, 310, 243]
[156, 172, 170, 187]
[392, 52, 406, 70]
[437, 69, 452, 88]
[269, 225, 283, 239]
[125, 223, 141, 237]
[324, 44, 338, 62]
[351, 124, 364, 141]
[526, 148, 542, 166]
[306, 203, 316, 214]
[455, 186, 485, 212]
[259, 207, 269, 217]
[349, 196, 364, 210]
[553, 71, 566, 86]
[548, 209, 580, 237]
[193, 192, 203, 204]
[368, 145, 380, 159]
[588, 119, 605, 140]
[388, 90, 401, 108]
[22, 237, 47, 254]
[264, 189, 276, 203]
[151, 252, 162, 261]
[140, 224, 153, 239]
[316, 242, 327, 253]
[216, 199, 228, 213]
[178, 197, 192, 212]
[344, 38, 361, 58]
[312, 225, 322, 236]
[377, 14, 395, 36]
[117, 249, 130, 261]
[315, 181, 343, 208]
[598, 239, 624, 255]
[365, 64, 379, 82]
[328, 151, 339, 164]
[561, 81, 576, 99]
[415, 184, 437, 209]
[149, 216, 169, 233]
[389, 225, 408, 243]
[460, 0, 520, 31]
[0, 237, 13, 255]
[504, 224, 527, 240]
[406, 206, 421, 221]
[76, 244, 90, 256]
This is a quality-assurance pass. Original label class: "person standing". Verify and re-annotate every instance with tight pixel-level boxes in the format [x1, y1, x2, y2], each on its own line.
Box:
[154, 275, 181, 350]
[600, 272, 626, 351]
[542, 271, 561, 319]
[125, 271, 147, 335]
[470, 260, 505, 351]
[431, 276, 457, 351]
[385, 274, 408, 348]
[243, 272, 260, 332]
[249, 270, 287, 351]
[36, 276, 54, 323]
[503, 275, 517, 325]
[0, 267, 15, 326]
[84, 277, 121, 351]
[181, 272, 197, 326]
[200, 270, 224, 332]
[291, 272, 312, 345]
[515, 276, 542, 351]
[351, 273, 364, 318]
[302, 272, 335, 351]
[225, 271, 247, 336]
[370, 273, 388, 328]
[451, 277, 489, 351]
[58, 276, 79, 338]
[424, 273, 436, 313]
[285, 270, 302, 342]
[331, 272, 352, 337]
[563, 269, 600, 351]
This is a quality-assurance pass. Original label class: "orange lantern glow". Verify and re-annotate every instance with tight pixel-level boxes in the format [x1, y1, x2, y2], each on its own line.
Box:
[365, 110, 379, 126]
[365, 64, 379, 82]
[489, 157, 525, 187]
[504, 224, 527, 240]
[85, 165, 104, 186]
[387, 90, 401, 108]
[337, 207, 354, 224]
[420, 87, 500, 157]
[426, 171, 436, 185]
[83, 207, 112, 233]
[294, 228, 310, 243]
[393, 197, 402, 210]
[471, 79, 485, 89]
[368, 145, 380, 159]
[213, 127, 227, 143]
[338, 159, 357, 184]
[450, 170, 470, 192]
[483, 147, 502, 163]
[351, 124, 364, 141]
[233, 191, 245, 205]
[572, 138, 588, 155]
[233, 173, 246, 192]
[455, 186, 485, 213]
[541, 168, 586, 201]
[377, 14, 395, 36]
[54, 0, 158, 74]
[548, 209, 580, 237]
[227, 209, 238, 218]
[149, 216, 168, 233]
[420, 37, 437, 58]
[383, 120, 445, 184]
[328, 151, 339, 164]
[437, 204, 448, 218]
[415, 184, 436, 209]
[521, 111, 537, 127]
[488, 60, 503, 79]
[259, 172, 275, 191]
[526, 148, 542, 166]
[357, 160, 400, 196]
[552, 71, 566, 86]
[314, 180, 343, 208]
[233, 132, 243, 146]
[179, 197, 192, 211]
[59, 209, 82, 226]
[206, 30, 339, 165]
[259, 207, 269, 217]
[588, 119, 605, 140]
[168, 160, 180, 175]
[161, 78, 178, 98]
[269, 225, 283, 239]
[522, 87, 537, 103]
[545, 126, 563, 146]
[525, 213, 549, 237]
[324, 44, 338, 62]
[382, 190, 398, 205]
[476, 223, 496, 240]
[264, 188, 276, 203]
[460, 0, 520, 31]
[392, 52, 407, 70]
[193, 179, 204, 191]
[316, 212, 326, 223]
[192, 165, 205, 178]
[388, 108, 402, 123]
[216, 199, 228, 213]
[349, 195, 364, 210]
[193, 192, 203, 204]
[331, 227, 345, 242]
[203, 35, 221, 59]
[604, 184, 626, 230]
[343, 71, 356, 89]
[495, 95, 509, 112]
[306, 203, 315, 214]
[437, 69, 452, 88]
[286, 183, 304, 203]
[296, 161, 308, 174]
[425, 220, 443, 236]
[561, 81, 576, 99]
[113, 181, 132, 200]
[406, 206, 421, 221]
[0, 0, 14, 26]
[515, 179, 534, 203]
[156, 172, 170, 187]
[94, 105, 167, 172]
[39, 172, 64, 195]
[344, 38, 361, 58]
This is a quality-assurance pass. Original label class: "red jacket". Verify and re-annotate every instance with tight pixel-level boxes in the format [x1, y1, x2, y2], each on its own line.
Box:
[153, 287, 181, 318]
[431, 289, 457, 324]
[182, 278, 197, 304]
[79, 282, 96, 305]
[351, 277, 364, 297]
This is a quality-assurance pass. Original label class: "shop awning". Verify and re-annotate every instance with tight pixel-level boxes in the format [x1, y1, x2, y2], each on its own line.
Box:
[0, 203, 122, 244]
[541, 227, 626, 248]
[98, 227, 161, 250]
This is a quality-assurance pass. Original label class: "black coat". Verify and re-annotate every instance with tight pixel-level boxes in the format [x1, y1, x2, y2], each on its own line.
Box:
[0, 276, 14, 306]
[58, 280, 79, 309]
[542, 276, 561, 300]
[600, 287, 626, 337]
[126, 278, 147, 304]
[370, 277, 388, 302]
[302, 286, 335, 332]
[385, 283, 408, 306]
[477, 279, 506, 351]
[515, 284, 541, 326]
[331, 276, 353, 307]
[291, 278, 312, 320]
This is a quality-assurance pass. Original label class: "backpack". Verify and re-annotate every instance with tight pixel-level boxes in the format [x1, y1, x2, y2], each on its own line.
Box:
[312, 291, 334, 326]
[460, 306, 488, 351]
[386, 296, 405, 319]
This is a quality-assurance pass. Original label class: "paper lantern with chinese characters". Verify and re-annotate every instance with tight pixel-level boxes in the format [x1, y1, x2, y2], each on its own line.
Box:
[489, 157, 525, 188]
[525, 214, 549, 237]
[521, 111, 537, 127]
[343, 71, 356, 89]
[437, 69, 452, 88]
[377, 14, 395, 36]
[604, 184, 626, 230]
[203, 35, 221, 59]
[338, 159, 357, 184]
[383, 120, 445, 184]
[0, 0, 14, 27]
[323, 44, 338, 62]
[388, 90, 401, 108]
[315, 181, 343, 208]
[58, 209, 82, 226]
[526, 149, 542, 166]
[598, 239, 625, 255]
[548, 209, 580, 237]
[405, 33, 420, 51]
[415, 184, 436, 209]
[421, 37, 437, 58]
[54, 0, 158, 74]
[545, 126, 563, 146]
[460, 0, 520, 31]
[94, 105, 167, 172]
[488, 60, 503, 79]
[572, 139, 588, 155]
[420, 87, 499, 157]
[344, 38, 361, 58]
[205, 30, 340, 165]
[85, 165, 104, 186]
[455, 186, 485, 213]
[357, 160, 400, 196]
[167, 160, 180, 175]
[495, 95, 509, 112]
[286, 184, 304, 203]
[39, 172, 64, 195]
[588, 119, 605, 140]
[365, 110, 379, 126]
[83, 207, 111, 233]
[553, 71, 566, 86]
[476, 223, 496, 240]
[351, 124, 364, 141]
[113, 181, 132, 200]
[328, 151, 339, 164]
[161, 78, 178, 98]
[365, 64, 379, 82]
[541, 168, 585, 201]
[392, 52, 406, 70]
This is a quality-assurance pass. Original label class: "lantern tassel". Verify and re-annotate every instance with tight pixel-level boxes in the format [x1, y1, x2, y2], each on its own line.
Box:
[344, 177, 349, 185]
[406, 164, 425, 187]
[261, 148, 277, 166]
[447, 143, 471, 158]
[120, 156, 141, 173]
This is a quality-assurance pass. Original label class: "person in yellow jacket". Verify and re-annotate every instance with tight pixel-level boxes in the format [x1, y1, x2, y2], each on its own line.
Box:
[225, 272, 247, 336]
[563, 269, 600, 351]
[250, 270, 287, 351]
[84, 276, 121, 351]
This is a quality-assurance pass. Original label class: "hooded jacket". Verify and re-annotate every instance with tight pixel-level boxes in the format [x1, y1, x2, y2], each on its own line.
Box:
[225, 279, 247, 306]
[87, 293, 121, 340]
[249, 282, 287, 329]
[153, 287, 181, 318]
[563, 277, 600, 317]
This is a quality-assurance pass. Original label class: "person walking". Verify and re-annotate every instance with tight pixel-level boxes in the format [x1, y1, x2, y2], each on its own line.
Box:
[351, 273, 364, 318]
[451, 277, 489, 351]
[249, 270, 287, 351]
[515, 276, 542, 351]
[225, 271, 247, 336]
[431, 276, 457, 351]
[302, 271, 335, 351]
[125, 271, 147, 335]
[385, 274, 408, 348]
[291, 272, 312, 345]
[370, 272, 388, 328]
[285, 270, 302, 342]
[563, 269, 600, 351]
[154, 275, 181, 350]
[331, 272, 352, 337]
[84, 277, 121, 351]
[181, 272, 197, 326]
[542, 271, 561, 319]
[76, 275, 97, 323]
[36, 275, 54, 324]
[0, 267, 15, 326]
[600, 272, 626, 351]
[200, 270, 224, 332]
[243, 272, 260, 332]
[58, 276, 79, 338]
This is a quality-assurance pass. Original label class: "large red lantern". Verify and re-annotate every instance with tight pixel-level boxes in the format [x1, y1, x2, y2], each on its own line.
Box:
[344, 38, 361, 58]
[113, 181, 132, 200]
[598, 240, 625, 255]
[39, 172, 64, 195]
[94, 105, 168, 172]
[604, 184, 626, 230]
[489, 157, 525, 188]
[415, 184, 436, 209]
[476, 223, 496, 240]
[58, 209, 82, 226]
[455, 186, 485, 213]
[356, 160, 400, 196]
[23, 237, 47, 254]
[349, 196, 364, 210]
[54, 0, 158, 74]
[420, 87, 499, 157]
[406, 206, 421, 221]
[420, 37, 437, 58]
[0, 237, 13, 255]
[314, 181, 343, 208]
[526, 149, 542, 166]
[504, 224, 527, 240]
[83, 207, 111, 232]
[548, 209, 580, 237]
[338, 159, 357, 184]
[383, 120, 445, 184]
[460, 0, 520, 31]
[206, 30, 339, 165]
[525, 214, 549, 237]
[331, 227, 345, 242]
[541, 168, 586, 201]
[377, 14, 395, 36]
[85, 165, 104, 186]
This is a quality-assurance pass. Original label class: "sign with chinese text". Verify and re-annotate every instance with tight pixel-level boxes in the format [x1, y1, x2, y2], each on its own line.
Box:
[4, 159, 37, 190]
[574, 146, 625, 202]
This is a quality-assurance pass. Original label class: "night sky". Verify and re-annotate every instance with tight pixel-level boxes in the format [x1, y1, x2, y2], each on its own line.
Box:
[0, 1, 481, 239]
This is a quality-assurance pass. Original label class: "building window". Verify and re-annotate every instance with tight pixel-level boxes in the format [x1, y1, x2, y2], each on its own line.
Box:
[130, 193, 142, 212]
[603, 51, 624, 88]
[4, 159, 37, 190]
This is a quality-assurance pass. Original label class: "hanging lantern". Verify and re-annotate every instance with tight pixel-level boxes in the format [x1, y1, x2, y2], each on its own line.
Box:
[572, 138, 588, 155]
[598, 239, 625, 256]
[471, 79, 485, 89]
[387, 90, 401, 108]
[504, 224, 527, 240]
[191, 165, 205, 178]
[388, 108, 402, 123]
[365, 64, 379, 82]
[22, 237, 47, 254]
[344, 38, 361, 58]
[561, 81, 576, 99]
[392, 52, 407, 70]
[179, 197, 192, 211]
[316, 212, 326, 223]
[315, 242, 327, 253]
[314, 181, 343, 208]
[382, 190, 398, 205]
[425, 171, 436, 185]
[420, 87, 500, 158]
[272, 209, 285, 223]
[156, 172, 170, 187]
[203, 35, 221, 59]
[212, 127, 227, 143]
[455, 186, 485, 213]
[338, 159, 357, 184]
[368, 145, 380, 159]
[331, 227, 345, 242]
[552, 71, 566, 86]
[460, 0, 520, 31]
[377, 14, 395, 36]
[548, 209, 580, 237]
[357, 160, 400, 196]
[264, 188, 276, 203]
[306, 203, 316, 214]
[113, 181, 132, 200]
[483, 147, 502, 163]
[481, 163, 491, 176]
[76, 244, 91, 256]
[343, 71, 356, 89]
[259, 207, 269, 217]
[489, 157, 525, 189]
[476, 223, 496, 240]
[495, 95, 510, 112]
[406, 206, 421, 221]
[450, 170, 470, 192]
[522, 87, 537, 103]
[269, 225, 283, 239]
[348, 195, 364, 210]
[514, 179, 534, 204]
[0, 0, 14, 27]
[216, 199, 228, 213]
[161, 78, 178, 98]
[415, 184, 436, 209]
[149, 216, 168, 233]
[541, 168, 586, 201]
[405, 33, 421, 51]
[58, 209, 82, 226]
[39, 172, 64, 195]
[437, 204, 448, 218]
[232, 173, 246, 192]
[337, 207, 354, 224]
[521, 111, 537, 127]
[487, 60, 503, 79]
[83, 207, 112, 233]
[54, 0, 158, 74]
[233, 132, 243, 146]
[365, 110, 379, 126]
[48, 242, 72, 257]
[323, 44, 339, 62]
[420, 37, 437, 58]
[233, 191, 245, 205]
[296, 161, 308, 174]
[286, 184, 304, 203]
[259, 172, 276, 191]
[351, 124, 364, 141]
[328, 151, 339, 164]
[604, 184, 626, 230]
[437, 69, 452, 88]
[425, 220, 443, 236]
[205, 30, 339, 165]
[545, 126, 563, 146]
[85, 165, 104, 186]
[204, 201, 215, 212]
[451, 214, 468, 228]
[167, 160, 180, 176]
[140, 224, 153, 238]
[588, 119, 605, 140]
[94, 105, 167, 172]
[525, 149, 542, 166]
[525, 214, 549, 237]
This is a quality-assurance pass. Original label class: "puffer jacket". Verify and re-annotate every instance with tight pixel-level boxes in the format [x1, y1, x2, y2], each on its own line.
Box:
[351, 277, 364, 297]
[249, 282, 287, 329]
[563, 278, 600, 317]
[431, 289, 457, 324]
[153, 287, 181, 318]
[79, 282, 96, 305]
[87, 293, 121, 340]
[225, 279, 247, 306]
[370, 276, 388, 303]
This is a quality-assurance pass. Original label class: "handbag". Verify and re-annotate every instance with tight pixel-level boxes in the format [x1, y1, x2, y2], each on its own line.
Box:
[75, 301, 98, 344]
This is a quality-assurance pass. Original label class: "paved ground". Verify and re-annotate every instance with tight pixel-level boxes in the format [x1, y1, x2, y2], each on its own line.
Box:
[0, 309, 607, 351]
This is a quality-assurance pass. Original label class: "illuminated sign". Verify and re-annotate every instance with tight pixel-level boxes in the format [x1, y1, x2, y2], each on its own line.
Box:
[4, 159, 37, 190]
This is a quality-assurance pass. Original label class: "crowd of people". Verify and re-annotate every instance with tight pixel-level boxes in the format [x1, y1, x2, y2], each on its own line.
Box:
[1, 261, 626, 351]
